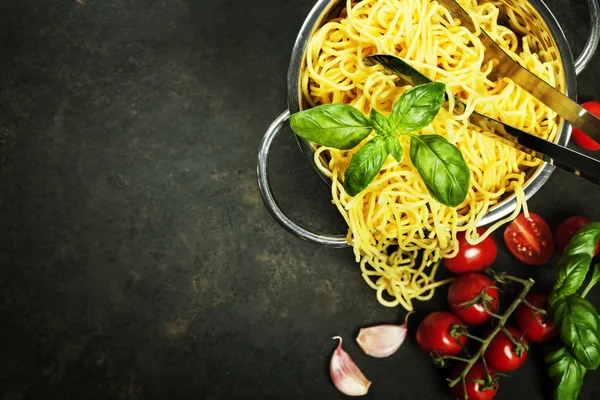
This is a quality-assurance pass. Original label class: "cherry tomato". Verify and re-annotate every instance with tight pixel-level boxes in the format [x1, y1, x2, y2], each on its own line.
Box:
[554, 216, 600, 256]
[415, 311, 467, 356]
[504, 213, 554, 266]
[449, 361, 498, 400]
[515, 293, 556, 343]
[571, 101, 600, 151]
[444, 228, 498, 274]
[448, 273, 499, 325]
[484, 326, 529, 372]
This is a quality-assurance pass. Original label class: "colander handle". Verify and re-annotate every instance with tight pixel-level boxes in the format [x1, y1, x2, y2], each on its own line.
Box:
[575, 0, 599, 75]
[256, 110, 350, 248]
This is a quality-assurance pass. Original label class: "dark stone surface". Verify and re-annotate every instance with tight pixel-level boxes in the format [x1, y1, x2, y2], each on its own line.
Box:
[0, 0, 599, 399]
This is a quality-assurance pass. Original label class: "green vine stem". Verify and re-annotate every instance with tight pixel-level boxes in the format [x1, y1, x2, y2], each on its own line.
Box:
[521, 299, 547, 316]
[433, 354, 472, 367]
[500, 326, 528, 356]
[446, 269, 535, 389]
[462, 331, 486, 343]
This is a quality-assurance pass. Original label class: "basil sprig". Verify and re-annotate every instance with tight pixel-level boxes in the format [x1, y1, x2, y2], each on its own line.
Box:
[370, 108, 392, 135]
[290, 82, 470, 206]
[545, 222, 600, 398]
[550, 223, 600, 305]
[545, 344, 587, 400]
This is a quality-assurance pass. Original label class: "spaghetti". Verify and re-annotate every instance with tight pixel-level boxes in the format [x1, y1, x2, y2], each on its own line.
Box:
[301, 0, 561, 310]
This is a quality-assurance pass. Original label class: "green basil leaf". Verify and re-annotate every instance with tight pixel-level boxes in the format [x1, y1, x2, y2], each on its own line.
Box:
[409, 134, 470, 207]
[388, 82, 446, 133]
[552, 294, 600, 370]
[551, 254, 594, 307]
[550, 222, 600, 307]
[563, 222, 600, 255]
[344, 136, 389, 196]
[544, 344, 586, 400]
[385, 136, 403, 162]
[290, 104, 372, 150]
[370, 108, 392, 136]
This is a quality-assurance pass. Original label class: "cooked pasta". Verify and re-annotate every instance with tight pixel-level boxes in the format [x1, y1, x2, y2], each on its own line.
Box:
[301, 0, 561, 310]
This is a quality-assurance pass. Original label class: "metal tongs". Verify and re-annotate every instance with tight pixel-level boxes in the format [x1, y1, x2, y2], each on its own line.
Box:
[364, 54, 600, 185]
[435, 0, 600, 143]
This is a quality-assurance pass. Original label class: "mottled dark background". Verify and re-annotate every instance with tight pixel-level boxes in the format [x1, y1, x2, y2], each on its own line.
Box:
[1, 0, 600, 399]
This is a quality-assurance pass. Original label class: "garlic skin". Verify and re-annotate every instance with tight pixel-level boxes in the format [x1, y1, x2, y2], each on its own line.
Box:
[356, 312, 412, 358]
[330, 336, 371, 396]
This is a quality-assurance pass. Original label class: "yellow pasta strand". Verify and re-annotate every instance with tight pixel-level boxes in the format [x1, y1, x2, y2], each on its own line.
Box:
[303, 0, 562, 310]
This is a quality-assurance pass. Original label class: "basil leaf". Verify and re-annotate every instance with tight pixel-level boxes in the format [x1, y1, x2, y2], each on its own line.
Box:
[551, 254, 594, 307]
[344, 136, 389, 196]
[385, 136, 403, 162]
[290, 104, 372, 150]
[552, 294, 600, 370]
[409, 134, 470, 207]
[388, 82, 446, 133]
[544, 344, 586, 400]
[370, 108, 392, 136]
[563, 222, 600, 255]
[550, 222, 600, 307]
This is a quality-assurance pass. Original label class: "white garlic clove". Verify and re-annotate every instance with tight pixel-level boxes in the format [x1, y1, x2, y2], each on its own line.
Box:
[330, 336, 371, 396]
[356, 311, 413, 358]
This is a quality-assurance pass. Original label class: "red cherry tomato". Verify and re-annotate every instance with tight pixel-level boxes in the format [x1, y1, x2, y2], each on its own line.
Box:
[448, 273, 499, 325]
[515, 293, 556, 343]
[444, 228, 498, 274]
[571, 101, 600, 151]
[554, 216, 600, 256]
[484, 326, 529, 372]
[416, 312, 467, 356]
[449, 361, 498, 400]
[504, 213, 554, 266]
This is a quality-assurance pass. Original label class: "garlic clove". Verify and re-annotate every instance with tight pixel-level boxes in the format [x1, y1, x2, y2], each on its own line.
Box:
[356, 311, 413, 358]
[330, 336, 371, 396]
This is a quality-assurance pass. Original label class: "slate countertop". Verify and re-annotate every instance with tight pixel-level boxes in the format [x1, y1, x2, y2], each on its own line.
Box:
[2, 0, 600, 399]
